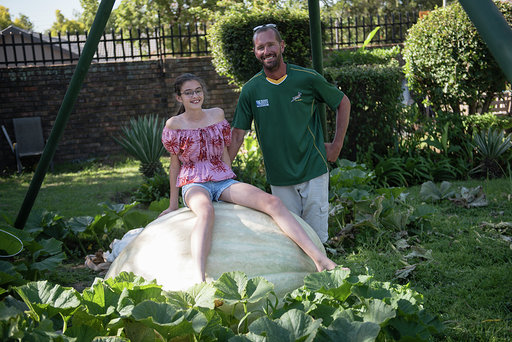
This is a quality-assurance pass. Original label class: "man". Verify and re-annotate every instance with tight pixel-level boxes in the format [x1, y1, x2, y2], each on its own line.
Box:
[228, 24, 350, 243]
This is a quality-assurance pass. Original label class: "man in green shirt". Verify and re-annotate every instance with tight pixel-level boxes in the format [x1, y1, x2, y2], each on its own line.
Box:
[228, 24, 350, 243]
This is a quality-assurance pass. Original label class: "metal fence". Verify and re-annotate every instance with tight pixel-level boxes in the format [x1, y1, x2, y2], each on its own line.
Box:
[324, 12, 418, 48]
[0, 23, 209, 68]
[1, 12, 420, 68]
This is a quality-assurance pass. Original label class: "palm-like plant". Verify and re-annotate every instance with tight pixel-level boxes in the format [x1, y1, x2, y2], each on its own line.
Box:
[471, 128, 512, 178]
[115, 114, 166, 178]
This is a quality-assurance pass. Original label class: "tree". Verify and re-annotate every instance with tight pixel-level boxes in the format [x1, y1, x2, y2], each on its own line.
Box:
[150, 0, 220, 24]
[403, 1, 512, 115]
[79, 0, 117, 31]
[50, 10, 86, 35]
[115, 0, 158, 30]
[13, 14, 34, 31]
[320, 0, 449, 18]
[0, 5, 34, 30]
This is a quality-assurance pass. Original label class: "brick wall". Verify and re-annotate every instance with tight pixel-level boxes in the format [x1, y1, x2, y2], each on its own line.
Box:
[0, 57, 240, 172]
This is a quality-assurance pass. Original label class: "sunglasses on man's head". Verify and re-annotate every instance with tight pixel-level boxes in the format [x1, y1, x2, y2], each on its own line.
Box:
[253, 23, 277, 32]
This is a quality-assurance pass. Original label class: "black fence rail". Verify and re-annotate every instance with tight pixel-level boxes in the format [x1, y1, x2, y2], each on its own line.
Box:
[324, 11, 419, 48]
[1, 12, 421, 68]
[0, 22, 209, 68]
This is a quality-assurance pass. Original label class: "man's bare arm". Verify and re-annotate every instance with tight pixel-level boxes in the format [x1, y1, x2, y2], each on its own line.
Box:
[228, 127, 247, 163]
[325, 95, 350, 162]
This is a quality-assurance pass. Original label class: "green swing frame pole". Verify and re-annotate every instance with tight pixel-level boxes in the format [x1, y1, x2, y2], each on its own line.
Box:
[14, 0, 116, 229]
[308, 0, 328, 141]
[458, 0, 512, 83]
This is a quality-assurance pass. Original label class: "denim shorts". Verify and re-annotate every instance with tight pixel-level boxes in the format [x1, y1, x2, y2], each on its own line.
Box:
[181, 179, 238, 207]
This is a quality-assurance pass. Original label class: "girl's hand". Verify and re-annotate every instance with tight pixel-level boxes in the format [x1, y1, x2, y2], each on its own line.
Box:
[158, 204, 179, 217]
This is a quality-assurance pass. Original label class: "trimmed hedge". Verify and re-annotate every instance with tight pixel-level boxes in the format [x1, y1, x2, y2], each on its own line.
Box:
[403, 1, 512, 114]
[325, 64, 404, 162]
[207, 9, 314, 87]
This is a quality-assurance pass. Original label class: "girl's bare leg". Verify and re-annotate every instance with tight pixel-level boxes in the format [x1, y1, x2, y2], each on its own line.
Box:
[185, 187, 215, 283]
[220, 183, 337, 272]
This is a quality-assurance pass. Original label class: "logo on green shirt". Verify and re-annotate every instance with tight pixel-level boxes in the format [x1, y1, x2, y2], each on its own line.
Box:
[256, 99, 269, 107]
[291, 92, 302, 102]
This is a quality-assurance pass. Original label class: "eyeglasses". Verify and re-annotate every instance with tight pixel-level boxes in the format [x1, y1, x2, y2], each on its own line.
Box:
[253, 23, 277, 32]
[181, 88, 203, 97]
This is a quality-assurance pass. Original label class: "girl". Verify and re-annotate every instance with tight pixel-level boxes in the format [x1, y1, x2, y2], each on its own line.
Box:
[161, 73, 337, 283]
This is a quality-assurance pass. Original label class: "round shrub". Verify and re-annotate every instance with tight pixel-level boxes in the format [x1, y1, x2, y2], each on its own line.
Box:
[403, 1, 512, 114]
[207, 8, 313, 87]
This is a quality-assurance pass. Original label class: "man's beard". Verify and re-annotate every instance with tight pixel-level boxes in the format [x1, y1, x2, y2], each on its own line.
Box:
[260, 53, 281, 71]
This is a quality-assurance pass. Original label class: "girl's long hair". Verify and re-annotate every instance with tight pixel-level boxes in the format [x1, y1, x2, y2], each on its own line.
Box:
[173, 73, 208, 115]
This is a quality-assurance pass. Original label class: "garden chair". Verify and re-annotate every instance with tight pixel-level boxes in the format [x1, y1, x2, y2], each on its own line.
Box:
[2, 117, 46, 173]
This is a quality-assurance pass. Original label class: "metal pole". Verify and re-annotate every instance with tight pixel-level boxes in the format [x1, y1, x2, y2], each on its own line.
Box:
[14, 0, 116, 229]
[458, 0, 512, 83]
[308, 0, 328, 141]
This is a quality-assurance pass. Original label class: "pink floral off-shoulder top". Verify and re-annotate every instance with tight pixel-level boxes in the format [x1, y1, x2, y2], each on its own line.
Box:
[161, 119, 236, 187]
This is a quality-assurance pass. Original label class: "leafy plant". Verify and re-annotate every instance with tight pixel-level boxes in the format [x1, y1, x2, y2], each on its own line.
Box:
[449, 185, 489, 208]
[471, 128, 512, 178]
[373, 155, 410, 187]
[0, 202, 154, 292]
[328, 160, 434, 253]
[403, 1, 512, 114]
[0, 269, 444, 341]
[462, 111, 512, 137]
[325, 64, 404, 161]
[419, 181, 455, 202]
[231, 130, 269, 192]
[68, 202, 152, 252]
[115, 114, 167, 178]
[132, 171, 170, 204]
[0, 223, 65, 289]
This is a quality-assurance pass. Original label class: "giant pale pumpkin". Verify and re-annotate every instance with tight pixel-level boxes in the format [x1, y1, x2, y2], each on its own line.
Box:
[105, 202, 325, 298]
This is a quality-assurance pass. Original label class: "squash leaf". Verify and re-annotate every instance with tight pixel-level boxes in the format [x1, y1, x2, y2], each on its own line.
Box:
[249, 309, 321, 342]
[214, 272, 274, 305]
[419, 181, 454, 202]
[15, 280, 81, 321]
[318, 317, 380, 342]
[303, 268, 352, 301]
[361, 299, 396, 325]
[129, 301, 196, 339]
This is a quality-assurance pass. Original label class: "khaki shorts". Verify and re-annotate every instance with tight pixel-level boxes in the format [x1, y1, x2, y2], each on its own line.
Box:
[270, 172, 329, 243]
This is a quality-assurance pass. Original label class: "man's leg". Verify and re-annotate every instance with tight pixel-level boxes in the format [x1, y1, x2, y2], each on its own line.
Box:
[271, 172, 329, 243]
[270, 183, 302, 217]
[300, 172, 329, 243]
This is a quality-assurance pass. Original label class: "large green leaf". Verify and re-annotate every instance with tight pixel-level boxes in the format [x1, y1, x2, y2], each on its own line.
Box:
[214, 272, 273, 305]
[317, 317, 380, 342]
[0, 260, 25, 286]
[130, 301, 196, 339]
[419, 181, 454, 202]
[121, 211, 151, 230]
[0, 228, 23, 257]
[32, 238, 63, 259]
[66, 216, 94, 235]
[248, 309, 321, 342]
[362, 299, 396, 325]
[166, 281, 217, 310]
[0, 297, 25, 320]
[31, 253, 66, 272]
[387, 316, 432, 342]
[65, 324, 108, 342]
[303, 268, 353, 301]
[15, 281, 81, 320]
[81, 281, 122, 316]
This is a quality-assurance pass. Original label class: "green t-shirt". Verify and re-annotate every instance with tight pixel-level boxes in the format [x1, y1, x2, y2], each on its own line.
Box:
[232, 63, 345, 186]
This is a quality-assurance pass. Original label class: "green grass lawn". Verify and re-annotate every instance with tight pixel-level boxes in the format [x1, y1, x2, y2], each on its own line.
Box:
[338, 178, 512, 341]
[0, 159, 142, 219]
[1, 162, 511, 341]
